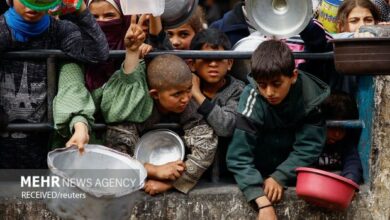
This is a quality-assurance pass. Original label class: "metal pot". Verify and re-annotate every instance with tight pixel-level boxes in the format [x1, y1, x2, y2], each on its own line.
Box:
[161, 0, 199, 29]
[46, 145, 147, 220]
[245, 0, 313, 37]
[134, 129, 185, 165]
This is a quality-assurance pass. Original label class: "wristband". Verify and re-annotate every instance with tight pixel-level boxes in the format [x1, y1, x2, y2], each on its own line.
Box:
[258, 204, 273, 210]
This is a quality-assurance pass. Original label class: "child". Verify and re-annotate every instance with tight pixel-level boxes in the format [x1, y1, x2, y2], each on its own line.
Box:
[0, 0, 108, 168]
[318, 91, 363, 184]
[226, 40, 329, 219]
[166, 6, 205, 50]
[336, 0, 380, 36]
[189, 28, 244, 137]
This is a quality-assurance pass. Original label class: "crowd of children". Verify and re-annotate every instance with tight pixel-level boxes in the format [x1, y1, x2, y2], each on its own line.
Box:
[0, 0, 384, 218]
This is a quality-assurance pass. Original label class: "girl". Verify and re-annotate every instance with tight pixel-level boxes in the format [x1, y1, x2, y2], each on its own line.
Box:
[166, 6, 206, 50]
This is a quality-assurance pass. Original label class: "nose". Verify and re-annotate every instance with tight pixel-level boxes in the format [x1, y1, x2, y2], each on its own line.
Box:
[181, 92, 191, 104]
[208, 60, 218, 66]
[95, 16, 104, 22]
[265, 86, 274, 97]
[171, 36, 181, 48]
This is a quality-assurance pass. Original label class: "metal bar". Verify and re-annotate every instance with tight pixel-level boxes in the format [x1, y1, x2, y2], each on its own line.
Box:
[46, 57, 57, 123]
[2, 50, 335, 60]
[6, 120, 363, 132]
[326, 120, 363, 128]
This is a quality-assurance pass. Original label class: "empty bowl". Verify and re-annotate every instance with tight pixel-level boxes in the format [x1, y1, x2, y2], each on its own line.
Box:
[134, 129, 185, 165]
[296, 167, 359, 210]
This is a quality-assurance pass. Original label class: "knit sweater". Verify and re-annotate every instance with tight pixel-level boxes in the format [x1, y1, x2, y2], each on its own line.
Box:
[0, 9, 109, 168]
[197, 75, 245, 137]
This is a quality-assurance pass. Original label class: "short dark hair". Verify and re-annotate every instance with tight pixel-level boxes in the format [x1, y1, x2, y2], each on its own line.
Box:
[147, 54, 192, 91]
[251, 40, 295, 81]
[336, 0, 380, 32]
[190, 28, 231, 51]
[321, 91, 359, 120]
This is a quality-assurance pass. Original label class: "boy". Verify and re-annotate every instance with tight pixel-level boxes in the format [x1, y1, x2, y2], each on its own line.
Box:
[226, 40, 329, 219]
[318, 91, 363, 184]
[189, 28, 245, 138]
[0, 0, 108, 168]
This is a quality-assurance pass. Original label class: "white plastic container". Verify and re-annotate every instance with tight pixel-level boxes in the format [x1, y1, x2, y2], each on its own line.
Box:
[120, 0, 165, 16]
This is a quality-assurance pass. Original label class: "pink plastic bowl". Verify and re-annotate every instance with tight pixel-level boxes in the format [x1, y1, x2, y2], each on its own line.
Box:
[296, 167, 359, 210]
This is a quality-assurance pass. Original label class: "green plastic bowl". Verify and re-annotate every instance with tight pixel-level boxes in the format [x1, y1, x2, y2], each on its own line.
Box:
[20, 0, 62, 11]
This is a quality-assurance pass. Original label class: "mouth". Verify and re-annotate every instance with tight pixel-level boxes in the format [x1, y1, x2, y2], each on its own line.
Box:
[267, 98, 279, 104]
[208, 70, 220, 76]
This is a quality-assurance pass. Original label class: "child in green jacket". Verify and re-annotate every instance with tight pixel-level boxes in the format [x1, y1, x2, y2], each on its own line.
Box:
[226, 40, 330, 219]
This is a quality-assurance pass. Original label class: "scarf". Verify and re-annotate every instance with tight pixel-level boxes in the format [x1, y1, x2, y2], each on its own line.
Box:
[85, 18, 129, 90]
[4, 7, 50, 42]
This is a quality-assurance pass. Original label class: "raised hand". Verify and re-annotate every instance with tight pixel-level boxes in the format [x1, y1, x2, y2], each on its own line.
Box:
[125, 15, 147, 52]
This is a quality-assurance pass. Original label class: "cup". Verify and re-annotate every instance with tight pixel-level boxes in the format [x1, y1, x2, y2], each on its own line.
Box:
[318, 0, 343, 33]
[120, 0, 165, 16]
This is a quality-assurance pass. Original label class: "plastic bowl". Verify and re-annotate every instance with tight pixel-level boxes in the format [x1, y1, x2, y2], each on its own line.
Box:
[134, 129, 185, 166]
[20, 0, 61, 11]
[296, 167, 359, 210]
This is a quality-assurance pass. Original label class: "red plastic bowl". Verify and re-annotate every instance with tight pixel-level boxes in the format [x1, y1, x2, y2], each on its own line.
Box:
[296, 167, 359, 210]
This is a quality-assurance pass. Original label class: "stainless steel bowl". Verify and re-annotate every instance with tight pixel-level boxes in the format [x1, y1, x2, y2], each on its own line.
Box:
[46, 145, 147, 219]
[245, 0, 312, 38]
[134, 129, 185, 165]
[161, 0, 198, 29]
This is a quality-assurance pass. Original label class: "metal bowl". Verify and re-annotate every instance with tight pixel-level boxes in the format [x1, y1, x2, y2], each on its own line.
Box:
[46, 145, 147, 219]
[245, 0, 312, 37]
[161, 0, 199, 29]
[134, 129, 185, 165]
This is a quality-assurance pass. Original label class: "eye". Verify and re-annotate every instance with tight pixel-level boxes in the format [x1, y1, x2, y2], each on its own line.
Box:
[167, 31, 173, 37]
[179, 32, 190, 38]
[348, 18, 359, 24]
[364, 17, 374, 23]
[272, 81, 282, 87]
[258, 83, 267, 89]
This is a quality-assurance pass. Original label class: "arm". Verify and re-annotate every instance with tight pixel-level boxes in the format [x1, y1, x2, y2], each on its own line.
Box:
[196, 81, 244, 137]
[299, 18, 333, 52]
[146, 15, 173, 50]
[341, 132, 363, 184]
[53, 62, 95, 138]
[227, 116, 265, 202]
[56, 5, 109, 63]
[95, 16, 153, 124]
[270, 107, 326, 186]
[172, 123, 218, 193]
[53, 62, 95, 151]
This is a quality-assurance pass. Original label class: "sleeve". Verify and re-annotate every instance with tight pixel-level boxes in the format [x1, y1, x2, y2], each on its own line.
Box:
[197, 85, 243, 137]
[226, 115, 265, 202]
[226, 86, 265, 202]
[172, 123, 218, 193]
[340, 132, 363, 184]
[56, 10, 109, 63]
[146, 30, 173, 50]
[53, 62, 95, 137]
[270, 107, 326, 186]
[299, 18, 333, 52]
[94, 61, 154, 124]
[105, 123, 140, 156]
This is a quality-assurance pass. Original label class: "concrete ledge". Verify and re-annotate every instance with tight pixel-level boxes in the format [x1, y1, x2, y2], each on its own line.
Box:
[0, 182, 372, 220]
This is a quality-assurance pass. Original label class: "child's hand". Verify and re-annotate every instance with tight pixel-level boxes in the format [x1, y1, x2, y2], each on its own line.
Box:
[255, 196, 277, 220]
[144, 179, 173, 196]
[191, 74, 206, 105]
[145, 160, 186, 180]
[263, 177, 284, 203]
[139, 43, 153, 58]
[125, 15, 147, 52]
[66, 122, 89, 154]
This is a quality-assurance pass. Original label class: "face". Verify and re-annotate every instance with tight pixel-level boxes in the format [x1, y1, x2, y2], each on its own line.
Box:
[13, 0, 46, 22]
[256, 71, 298, 105]
[167, 24, 196, 50]
[152, 80, 192, 114]
[191, 44, 233, 84]
[326, 128, 346, 145]
[89, 1, 121, 22]
[343, 6, 375, 32]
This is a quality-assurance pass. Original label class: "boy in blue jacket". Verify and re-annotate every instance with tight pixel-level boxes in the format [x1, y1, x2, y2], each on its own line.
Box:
[226, 40, 329, 219]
